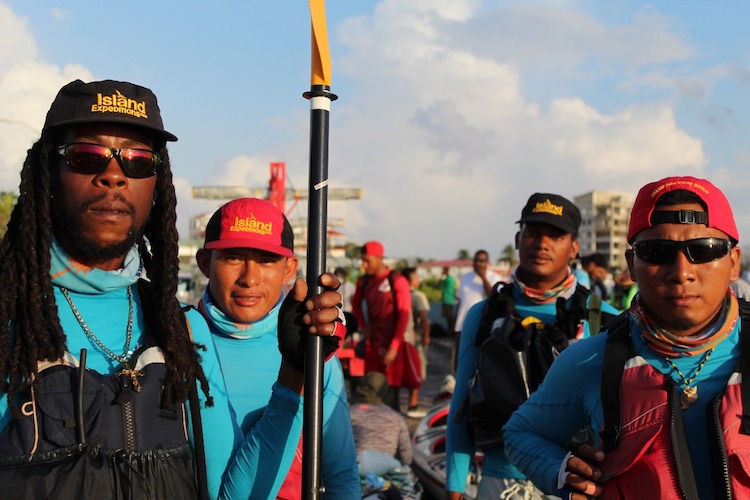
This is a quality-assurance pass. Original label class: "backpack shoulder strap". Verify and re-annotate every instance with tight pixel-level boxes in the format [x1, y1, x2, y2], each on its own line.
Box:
[387, 270, 398, 306]
[555, 284, 592, 338]
[739, 298, 750, 435]
[475, 282, 513, 347]
[138, 279, 209, 500]
[585, 289, 602, 335]
[570, 283, 616, 336]
[183, 315, 210, 500]
[599, 312, 634, 452]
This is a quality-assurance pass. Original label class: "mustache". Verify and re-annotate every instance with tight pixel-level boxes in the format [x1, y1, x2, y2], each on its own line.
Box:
[79, 192, 136, 217]
[528, 252, 552, 259]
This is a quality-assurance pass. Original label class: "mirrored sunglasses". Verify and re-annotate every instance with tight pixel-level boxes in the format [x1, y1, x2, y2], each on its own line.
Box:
[57, 142, 161, 179]
[632, 237, 732, 265]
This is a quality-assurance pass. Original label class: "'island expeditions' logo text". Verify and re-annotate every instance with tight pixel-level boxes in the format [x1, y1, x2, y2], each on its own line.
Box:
[532, 198, 564, 216]
[91, 91, 148, 119]
[230, 215, 273, 236]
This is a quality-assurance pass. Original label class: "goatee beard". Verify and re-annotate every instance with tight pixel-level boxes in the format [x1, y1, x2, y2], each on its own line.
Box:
[66, 226, 141, 262]
[52, 194, 144, 262]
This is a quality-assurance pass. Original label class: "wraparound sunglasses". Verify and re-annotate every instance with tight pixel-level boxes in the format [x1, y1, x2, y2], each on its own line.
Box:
[632, 237, 732, 265]
[57, 142, 161, 179]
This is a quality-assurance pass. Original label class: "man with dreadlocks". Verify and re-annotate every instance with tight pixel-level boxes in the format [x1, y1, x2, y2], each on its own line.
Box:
[0, 79, 344, 500]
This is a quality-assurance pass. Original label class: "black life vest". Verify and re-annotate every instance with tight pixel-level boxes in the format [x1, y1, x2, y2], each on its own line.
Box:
[0, 282, 201, 500]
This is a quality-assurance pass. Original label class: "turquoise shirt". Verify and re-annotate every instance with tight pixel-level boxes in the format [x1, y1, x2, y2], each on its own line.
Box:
[0, 285, 308, 500]
[208, 299, 360, 499]
[503, 315, 740, 498]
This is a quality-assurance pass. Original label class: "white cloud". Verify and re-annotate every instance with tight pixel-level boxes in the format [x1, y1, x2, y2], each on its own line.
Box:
[0, 4, 92, 192]
[312, 0, 707, 257]
[48, 8, 66, 21]
[172, 0, 712, 258]
[435, 3, 695, 75]
[549, 99, 704, 173]
[2, 0, 736, 260]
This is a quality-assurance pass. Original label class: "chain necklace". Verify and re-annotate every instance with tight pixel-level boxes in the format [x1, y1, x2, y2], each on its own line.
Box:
[60, 286, 134, 364]
[664, 347, 716, 409]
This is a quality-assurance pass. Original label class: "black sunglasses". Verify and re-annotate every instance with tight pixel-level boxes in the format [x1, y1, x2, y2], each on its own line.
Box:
[57, 142, 161, 179]
[632, 238, 732, 265]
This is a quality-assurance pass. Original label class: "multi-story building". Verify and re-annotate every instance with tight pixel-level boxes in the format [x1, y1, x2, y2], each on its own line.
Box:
[574, 190, 634, 271]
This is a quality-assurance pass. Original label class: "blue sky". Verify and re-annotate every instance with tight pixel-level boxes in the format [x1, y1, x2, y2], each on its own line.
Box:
[1, 1, 749, 260]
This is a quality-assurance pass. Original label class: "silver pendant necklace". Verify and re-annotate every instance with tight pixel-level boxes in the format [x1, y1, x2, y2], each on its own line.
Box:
[664, 347, 716, 409]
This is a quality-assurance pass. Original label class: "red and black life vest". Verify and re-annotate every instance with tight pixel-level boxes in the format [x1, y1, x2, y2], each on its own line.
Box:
[598, 309, 750, 499]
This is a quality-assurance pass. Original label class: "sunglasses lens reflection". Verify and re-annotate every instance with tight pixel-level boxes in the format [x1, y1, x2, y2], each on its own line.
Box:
[633, 238, 730, 265]
[59, 143, 159, 178]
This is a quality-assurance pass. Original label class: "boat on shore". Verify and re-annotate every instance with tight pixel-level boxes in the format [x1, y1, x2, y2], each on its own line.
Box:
[410, 397, 482, 499]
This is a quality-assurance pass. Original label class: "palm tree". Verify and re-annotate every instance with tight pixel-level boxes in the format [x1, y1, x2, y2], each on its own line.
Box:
[500, 243, 517, 268]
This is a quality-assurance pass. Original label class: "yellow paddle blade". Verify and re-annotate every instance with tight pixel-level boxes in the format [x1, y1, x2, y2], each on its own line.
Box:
[309, 0, 332, 86]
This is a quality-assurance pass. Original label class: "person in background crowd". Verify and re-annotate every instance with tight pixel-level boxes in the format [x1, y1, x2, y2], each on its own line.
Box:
[334, 266, 357, 314]
[571, 260, 591, 289]
[582, 253, 610, 301]
[403, 267, 430, 418]
[730, 274, 750, 300]
[611, 268, 638, 310]
[349, 371, 413, 465]
[440, 266, 457, 333]
[335, 266, 360, 339]
[352, 241, 421, 412]
[452, 250, 502, 373]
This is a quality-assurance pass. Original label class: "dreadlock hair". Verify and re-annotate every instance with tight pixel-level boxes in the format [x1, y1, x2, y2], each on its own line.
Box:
[0, 132, 213, 412]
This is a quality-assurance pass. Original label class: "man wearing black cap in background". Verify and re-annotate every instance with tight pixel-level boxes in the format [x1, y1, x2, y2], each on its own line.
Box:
[0, 79, 343, 499]
[446, 193, 618, 499]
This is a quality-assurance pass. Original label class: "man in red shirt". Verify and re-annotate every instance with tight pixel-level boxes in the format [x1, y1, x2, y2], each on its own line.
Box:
[352, 241, 419, 411]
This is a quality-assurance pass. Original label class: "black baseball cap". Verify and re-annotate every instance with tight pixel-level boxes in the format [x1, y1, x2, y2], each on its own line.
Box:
[517, 193, 581, 234]
[42, 79, 177, 142]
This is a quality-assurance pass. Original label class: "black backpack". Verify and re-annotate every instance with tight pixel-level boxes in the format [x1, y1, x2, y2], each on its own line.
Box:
[463, 282, 614, 450]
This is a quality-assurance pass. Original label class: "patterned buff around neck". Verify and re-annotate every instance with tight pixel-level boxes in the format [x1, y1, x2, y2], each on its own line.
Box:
[631, 289, 738, 357]
[513, 269, 577, 304]
[49, 237, 142, 294]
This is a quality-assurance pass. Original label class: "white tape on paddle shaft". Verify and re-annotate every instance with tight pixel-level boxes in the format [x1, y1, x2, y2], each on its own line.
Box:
[310, 96, 331, 111]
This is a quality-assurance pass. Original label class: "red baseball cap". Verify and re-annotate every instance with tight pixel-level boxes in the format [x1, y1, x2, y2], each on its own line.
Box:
[203, 198, 294, 257]
[361, 241, 384, 257]
[627, 176, 738, 243]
